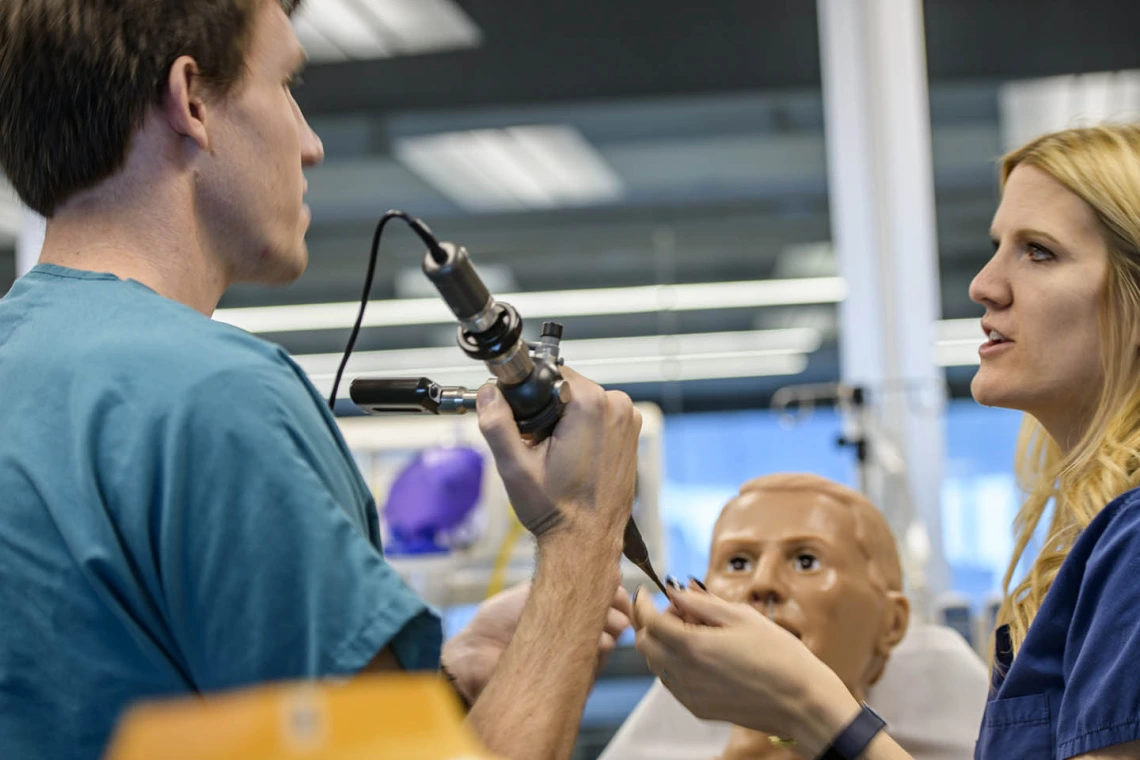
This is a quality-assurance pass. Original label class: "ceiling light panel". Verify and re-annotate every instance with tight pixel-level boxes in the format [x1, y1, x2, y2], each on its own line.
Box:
[355, 0, 483, 54]
[394, 125, 625, 212]
[999, 70, 1140, 151]
[292, 0, 481, 63]
[293, 0, 392, 61]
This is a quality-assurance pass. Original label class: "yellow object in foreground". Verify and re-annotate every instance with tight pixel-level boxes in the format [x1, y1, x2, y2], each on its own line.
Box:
[105, 674, 501, 760]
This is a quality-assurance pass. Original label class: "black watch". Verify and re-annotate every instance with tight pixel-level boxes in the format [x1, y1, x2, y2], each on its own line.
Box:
[817, 703, 886, 760]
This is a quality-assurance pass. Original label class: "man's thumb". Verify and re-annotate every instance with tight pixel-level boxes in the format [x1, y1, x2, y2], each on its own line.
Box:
[476, 383, 528, 466]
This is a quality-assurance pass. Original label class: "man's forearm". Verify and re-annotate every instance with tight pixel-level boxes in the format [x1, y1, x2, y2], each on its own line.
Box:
[466, 529, 622, 760]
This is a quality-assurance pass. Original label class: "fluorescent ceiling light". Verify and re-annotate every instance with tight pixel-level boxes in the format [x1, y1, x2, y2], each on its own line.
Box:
[213, 277, 848, 334]
[394, 126, 624, 212]
[297, 327, 822, 375]
[999, 70, 1140, 151]
[357, 0, 482, 54]
[292, 0, 481, 63]
[298, 328, 819, 398]
[293, 0, 392, 61]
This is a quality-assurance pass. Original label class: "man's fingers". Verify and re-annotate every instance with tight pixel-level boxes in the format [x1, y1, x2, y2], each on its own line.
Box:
[598, 631, 617, 654]
[556, 366, 602, 410]
[476, 383, 532, 470]
[604, 607, 631, 640]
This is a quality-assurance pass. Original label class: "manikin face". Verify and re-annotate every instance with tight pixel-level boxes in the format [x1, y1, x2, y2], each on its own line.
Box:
[196, 0, 324, 285]
[705, 489, 894, 696]
[969, 164, 1111, 442]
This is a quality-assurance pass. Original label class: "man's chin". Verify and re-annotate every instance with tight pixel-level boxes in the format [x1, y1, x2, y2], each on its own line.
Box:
[255, 244, 308, 286]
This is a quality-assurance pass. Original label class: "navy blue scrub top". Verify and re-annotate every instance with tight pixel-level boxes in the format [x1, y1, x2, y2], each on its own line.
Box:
[975, 487, 1140, 759]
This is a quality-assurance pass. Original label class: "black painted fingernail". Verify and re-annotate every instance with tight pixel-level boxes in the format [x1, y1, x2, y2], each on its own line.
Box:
[688, 576, 708, 591]
[633, 585, 642, 604]
[665, 576, 679, 590]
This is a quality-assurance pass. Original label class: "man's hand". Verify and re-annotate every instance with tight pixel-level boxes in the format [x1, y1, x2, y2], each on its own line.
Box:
[441, 582, 633, 704]
[464, 367, 642, 760]
[475, 366, 642, 542]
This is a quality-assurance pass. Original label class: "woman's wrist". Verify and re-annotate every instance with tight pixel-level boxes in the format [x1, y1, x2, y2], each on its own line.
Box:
[792, 676, 863, 759]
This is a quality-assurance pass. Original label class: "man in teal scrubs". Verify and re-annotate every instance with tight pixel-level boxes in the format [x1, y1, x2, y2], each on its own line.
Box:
[0, 2, 642, 759]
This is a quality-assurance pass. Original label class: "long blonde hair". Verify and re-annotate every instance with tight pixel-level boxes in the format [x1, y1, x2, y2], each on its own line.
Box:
[997, 124, 1140, 655]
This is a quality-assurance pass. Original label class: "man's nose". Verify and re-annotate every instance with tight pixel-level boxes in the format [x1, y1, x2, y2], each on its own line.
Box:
[295, 102, 324, 168]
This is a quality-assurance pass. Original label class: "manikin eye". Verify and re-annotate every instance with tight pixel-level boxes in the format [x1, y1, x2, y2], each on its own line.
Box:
[795, 553, 820, 572]
[728, 556, 752, 572]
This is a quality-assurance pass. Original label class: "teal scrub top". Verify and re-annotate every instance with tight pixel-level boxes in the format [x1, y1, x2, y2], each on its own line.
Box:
[0, 265, 441, 759]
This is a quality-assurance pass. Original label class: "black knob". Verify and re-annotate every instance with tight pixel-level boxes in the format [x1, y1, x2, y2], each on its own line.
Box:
[541, 321, 563, 340]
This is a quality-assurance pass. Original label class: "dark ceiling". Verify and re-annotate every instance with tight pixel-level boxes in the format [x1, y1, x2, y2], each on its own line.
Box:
[295, 0, 1140, 117]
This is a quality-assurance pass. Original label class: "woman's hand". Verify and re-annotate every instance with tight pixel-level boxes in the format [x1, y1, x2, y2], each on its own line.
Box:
[632, 584, 862, 758]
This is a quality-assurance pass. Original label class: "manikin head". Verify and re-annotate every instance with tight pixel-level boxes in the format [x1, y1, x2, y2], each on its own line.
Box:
[705, 474, 910, 759]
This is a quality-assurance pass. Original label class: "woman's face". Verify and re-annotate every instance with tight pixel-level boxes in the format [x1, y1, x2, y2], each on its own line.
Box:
[969, 164, 1112, 443]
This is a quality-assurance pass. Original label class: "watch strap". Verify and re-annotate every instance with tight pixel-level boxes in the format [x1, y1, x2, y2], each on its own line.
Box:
[817, 702, 886, 760]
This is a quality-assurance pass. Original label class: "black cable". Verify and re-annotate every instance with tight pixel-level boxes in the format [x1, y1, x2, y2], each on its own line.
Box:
[327, 210, 445, 411]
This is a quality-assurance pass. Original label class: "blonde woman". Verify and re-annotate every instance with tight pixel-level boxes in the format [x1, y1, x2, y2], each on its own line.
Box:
[633, 123, 1140, 760]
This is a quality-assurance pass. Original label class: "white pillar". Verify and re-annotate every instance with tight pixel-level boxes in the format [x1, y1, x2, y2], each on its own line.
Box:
[817, 0, 949, 610]
[17, 208, 45, 277]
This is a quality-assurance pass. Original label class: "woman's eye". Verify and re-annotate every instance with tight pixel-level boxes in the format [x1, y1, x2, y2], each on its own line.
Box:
[728, 556, 751, 572]
[1026, 242, 1055, 262]
[795, 553, 820, 572]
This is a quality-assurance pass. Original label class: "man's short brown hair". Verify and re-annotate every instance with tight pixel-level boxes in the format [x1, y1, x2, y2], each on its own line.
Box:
[0, 0, 302, 217]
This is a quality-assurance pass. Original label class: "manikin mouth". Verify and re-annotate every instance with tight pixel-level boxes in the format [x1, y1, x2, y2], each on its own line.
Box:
[749, 598, 801, 639]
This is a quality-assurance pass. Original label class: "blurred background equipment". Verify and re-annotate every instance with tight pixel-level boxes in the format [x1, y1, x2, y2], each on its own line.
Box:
[382, 446, 485, 555]
[336, 403, 666, 609]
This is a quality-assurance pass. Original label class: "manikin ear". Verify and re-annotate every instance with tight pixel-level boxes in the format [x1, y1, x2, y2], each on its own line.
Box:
[878, 591, 911, 653]
[161, 56, 211, 152]
[865, 591, 911, 687]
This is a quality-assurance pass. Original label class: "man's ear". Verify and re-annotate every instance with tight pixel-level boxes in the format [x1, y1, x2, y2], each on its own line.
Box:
[161, 56, 211, 151]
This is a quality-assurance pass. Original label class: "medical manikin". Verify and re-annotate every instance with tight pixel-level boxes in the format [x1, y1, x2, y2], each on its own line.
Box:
[601, 473, 988, 760]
